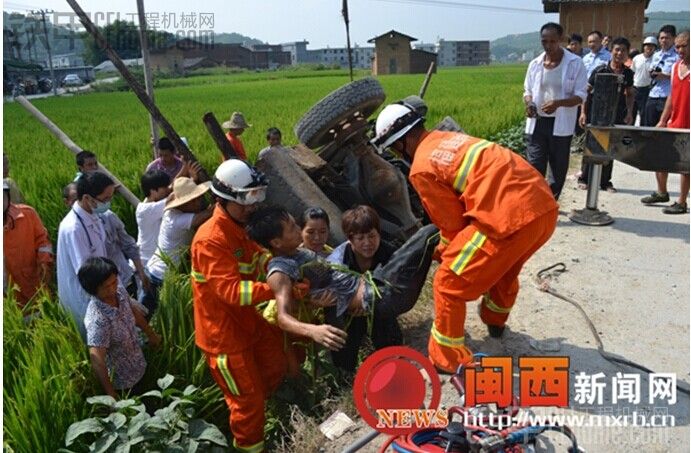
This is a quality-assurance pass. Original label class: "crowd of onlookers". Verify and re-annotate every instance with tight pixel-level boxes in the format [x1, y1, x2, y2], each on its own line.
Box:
[524, 23, 689, 214]
[3, 111, 404, 397]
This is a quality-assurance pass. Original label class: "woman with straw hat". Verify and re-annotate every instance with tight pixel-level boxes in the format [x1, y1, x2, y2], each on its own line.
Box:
[142, 177, 213, 315]
[222, 111, 251, 160]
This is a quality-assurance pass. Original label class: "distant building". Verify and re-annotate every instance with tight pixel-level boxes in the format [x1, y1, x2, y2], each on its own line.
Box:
[436, 40, 490, 66]
[48, 53, 84, 68]
[282, 40, 314, 65]
[93, 58, 142, 72]
[543, 0, 650, 50]
[368, 30, 437, 75]
[249, 44, 291, 69]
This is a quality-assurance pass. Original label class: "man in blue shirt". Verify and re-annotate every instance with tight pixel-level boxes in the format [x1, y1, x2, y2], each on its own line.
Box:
[641, 25, 680, 205]
[582, 31, 611, 78]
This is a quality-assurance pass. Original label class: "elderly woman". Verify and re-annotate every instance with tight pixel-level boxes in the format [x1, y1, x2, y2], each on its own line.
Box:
[327, 205, 399, 373]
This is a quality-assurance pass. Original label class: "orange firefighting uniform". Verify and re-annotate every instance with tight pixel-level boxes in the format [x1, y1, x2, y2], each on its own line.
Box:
[409, 131, 559, 373]
[191, 205, 285, 453]
[4, 203, 53, 308]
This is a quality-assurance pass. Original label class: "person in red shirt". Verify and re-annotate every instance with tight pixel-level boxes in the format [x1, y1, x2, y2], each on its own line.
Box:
[222, 112, 250, 160]
[191, 159, 306, 453]
[653, 31, 689, 214]
[4, 181, 53, 310]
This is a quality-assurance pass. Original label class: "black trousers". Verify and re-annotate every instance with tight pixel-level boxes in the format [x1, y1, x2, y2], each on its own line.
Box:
[579, 160, 614, 189]
[633, 86, 650, 123]
[526, 117, 573, 200]
[329, 224, 440, 372]
[644, 97, 667, 127]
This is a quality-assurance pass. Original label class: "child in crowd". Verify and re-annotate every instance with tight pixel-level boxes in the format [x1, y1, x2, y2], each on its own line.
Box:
[146, 137, 184, 180]
[136, 170, 172, 266]
[74, 150, 98, 181]
[62, 182, 78, 208]
[299, 207, 332, 258]
[258, 127, 283, 160]
[142, 176, 213, 314]
[246, 207, 438, 354]
[79, 257, 160, 398]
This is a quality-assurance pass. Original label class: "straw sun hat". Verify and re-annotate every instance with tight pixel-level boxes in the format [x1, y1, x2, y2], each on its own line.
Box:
[165, 177, 211, 210]
[222, 111, 252, 129]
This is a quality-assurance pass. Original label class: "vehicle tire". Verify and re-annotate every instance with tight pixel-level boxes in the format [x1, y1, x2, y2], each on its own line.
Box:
[257, 147, 346, 245]
[294, 77, 386, 149]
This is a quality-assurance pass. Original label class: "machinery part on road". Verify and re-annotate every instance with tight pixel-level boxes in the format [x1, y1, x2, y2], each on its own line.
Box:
[535, 263, 690, 395]
[568, 164, 614, 226]
[295, 77, 385, 149]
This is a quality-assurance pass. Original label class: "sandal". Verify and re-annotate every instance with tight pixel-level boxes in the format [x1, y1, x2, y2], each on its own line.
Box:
[577, 182, 587, 190]
[641, 192, 670, 204]
[662, 202, 688, 214]
[603, 185, 617, 193]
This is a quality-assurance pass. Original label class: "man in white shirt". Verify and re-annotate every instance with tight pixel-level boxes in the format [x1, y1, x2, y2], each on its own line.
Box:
[57, 171, 114, 337]
[523, 22, 588, 199]
[631, 36, 658, 124]
[142, 177, 213, 314]
[582, 31, 611, 78]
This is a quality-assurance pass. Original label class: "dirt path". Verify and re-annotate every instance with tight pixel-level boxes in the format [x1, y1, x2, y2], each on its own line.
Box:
[328, 158, 690, 453]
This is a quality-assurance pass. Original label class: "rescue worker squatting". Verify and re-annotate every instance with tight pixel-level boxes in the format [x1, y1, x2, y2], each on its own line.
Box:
[372, 103, 559, 373]
[190, 160, 306, 453]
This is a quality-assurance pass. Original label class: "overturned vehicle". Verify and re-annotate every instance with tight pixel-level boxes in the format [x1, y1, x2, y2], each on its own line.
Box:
[256, 77, 461, 248]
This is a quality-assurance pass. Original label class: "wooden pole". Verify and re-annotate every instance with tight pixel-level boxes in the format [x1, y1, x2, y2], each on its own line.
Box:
[135, 0, 160, 160]
[65, 0, 210, 182]
[342, 0, 354, 82]
[15, 95, 140, 207]
[202, 112, 238, 161]
[418, 61, 435, 98]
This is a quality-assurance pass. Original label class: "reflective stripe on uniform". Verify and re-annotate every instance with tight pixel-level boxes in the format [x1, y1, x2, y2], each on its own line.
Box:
[239, 280, 253, 306]
[483, 294, 512, 314]
[257, 252, 271, 281]
[453, 140, 491, 193]
[238, 253, 259, 275]
[449, 231, 486, 275]
[37, 246, 53, 254]
[233, 438, 265, 453]
[440, 235, 450, 246]
[217, 354, 240, 395]
[191, 269, 206, 283]
[430, 324, 465, 348]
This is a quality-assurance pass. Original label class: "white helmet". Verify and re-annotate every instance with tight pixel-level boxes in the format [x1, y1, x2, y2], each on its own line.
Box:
[371, 103, 424, 151]
[211, 159, 269, 205]
[643, 36, 658, 47]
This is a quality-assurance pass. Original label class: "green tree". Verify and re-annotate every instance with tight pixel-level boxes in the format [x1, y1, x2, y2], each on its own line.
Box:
[80, 20, 174, 65]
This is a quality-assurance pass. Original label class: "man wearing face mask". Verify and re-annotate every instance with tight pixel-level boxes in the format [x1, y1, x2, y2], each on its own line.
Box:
[371, 100, 559, 374]
[57, 172, 115, 337]
[190, 159, 306, 453]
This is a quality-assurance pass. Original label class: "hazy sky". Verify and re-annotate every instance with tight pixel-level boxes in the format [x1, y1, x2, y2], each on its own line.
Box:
[4, 0, 689, 48]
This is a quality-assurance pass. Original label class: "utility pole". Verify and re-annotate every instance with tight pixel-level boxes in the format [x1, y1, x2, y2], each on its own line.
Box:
[342, 0, 354, 81]
[34, 9, 58, 95]
[136, 0, 159, 159]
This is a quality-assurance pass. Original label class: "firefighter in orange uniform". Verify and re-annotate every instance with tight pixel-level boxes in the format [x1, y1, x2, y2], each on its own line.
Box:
[191, 159, 300, 453]
[372, 103, 559, 373]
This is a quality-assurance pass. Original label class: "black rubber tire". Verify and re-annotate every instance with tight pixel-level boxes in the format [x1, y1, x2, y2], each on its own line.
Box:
[294, 78, 386, 149]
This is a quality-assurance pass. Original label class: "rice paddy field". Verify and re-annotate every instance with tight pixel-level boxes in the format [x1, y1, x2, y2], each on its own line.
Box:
[2, 64, 527, 452]
[4, 65, 526, 239]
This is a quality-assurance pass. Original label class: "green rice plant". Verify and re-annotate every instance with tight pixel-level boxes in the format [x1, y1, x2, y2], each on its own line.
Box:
[3, 292, 96, 453]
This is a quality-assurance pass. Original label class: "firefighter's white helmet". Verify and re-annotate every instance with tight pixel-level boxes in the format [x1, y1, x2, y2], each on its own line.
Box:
[211, 159, 269, 205]
[372, 103, 424, 151]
